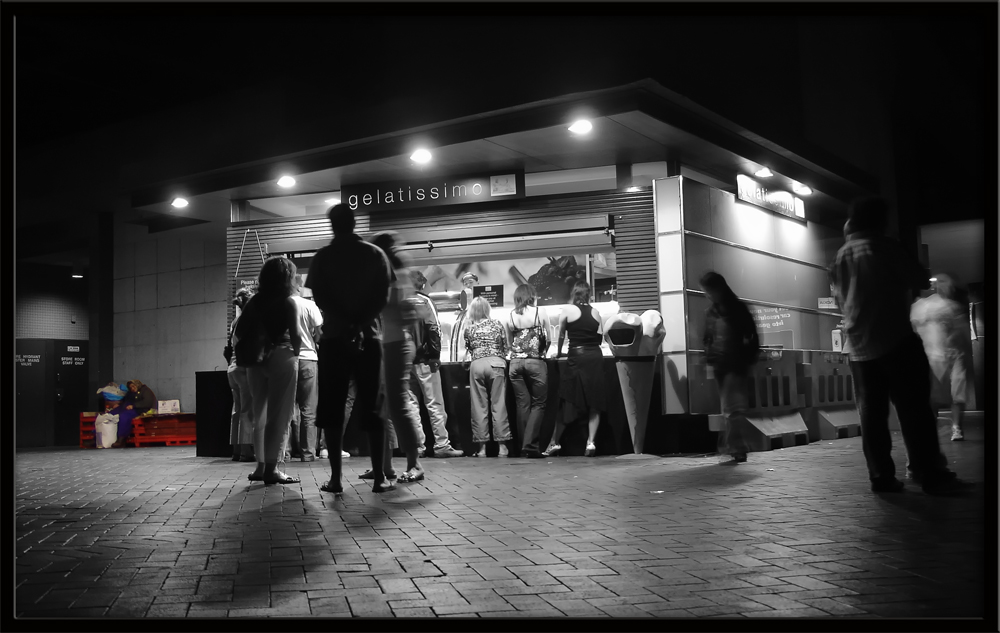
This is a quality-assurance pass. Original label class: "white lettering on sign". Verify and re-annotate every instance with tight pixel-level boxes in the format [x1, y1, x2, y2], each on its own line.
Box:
[62, 356, 74, 365]
[15, 354, 42, 367]
[818, 297, 838, 310]
[736, 174, 805, 220]
[67, 345, 80, 352]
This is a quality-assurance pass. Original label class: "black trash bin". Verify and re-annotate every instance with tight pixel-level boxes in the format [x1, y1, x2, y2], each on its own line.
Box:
[196, 370, 234, 457]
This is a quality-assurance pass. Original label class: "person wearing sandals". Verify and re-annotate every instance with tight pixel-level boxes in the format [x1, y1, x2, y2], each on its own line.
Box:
[366, 231, 425, 484]
[237, 256, 302, 485]
[465, 296, 512, 457]
[307, 204, 394, 495]
[504, 284, 553, 458]
[544, 281, 606, 457]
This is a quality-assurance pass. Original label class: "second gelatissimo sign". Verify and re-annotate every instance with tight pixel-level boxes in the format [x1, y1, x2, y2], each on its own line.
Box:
[342, 172, 525, 212]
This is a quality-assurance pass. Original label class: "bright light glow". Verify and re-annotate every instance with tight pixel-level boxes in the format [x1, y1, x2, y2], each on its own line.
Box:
[324, 197, 341, 205]
[626, 186, 641, 192]
[754, 167, 773, 178]
[792, 183, 812, 195]
[71, 274, 83, 279]
[794, 197, 806, 218]
[171, 197, 189, 208]
[410, 149, 432, 164]
[930, 277, 938, 282]
[568, 120, 593, 134]
[277, 176, 296, 188]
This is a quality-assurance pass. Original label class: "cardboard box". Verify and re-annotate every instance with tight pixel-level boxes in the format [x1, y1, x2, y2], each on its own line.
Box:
[158, 399, 181, 414]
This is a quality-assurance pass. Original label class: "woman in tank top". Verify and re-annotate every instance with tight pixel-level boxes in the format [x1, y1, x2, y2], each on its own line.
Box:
[503, 284, 553, 458]
[544, 281, 607, 457]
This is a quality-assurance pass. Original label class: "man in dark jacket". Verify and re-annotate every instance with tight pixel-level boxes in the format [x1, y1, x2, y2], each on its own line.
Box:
[830, 197, 966, 495]
[406, 270, 463, 458]
[701, 271, 759, 463]
[306, 204, 394, 494]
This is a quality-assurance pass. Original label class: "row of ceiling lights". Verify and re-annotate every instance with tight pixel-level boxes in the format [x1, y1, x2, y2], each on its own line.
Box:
[168, 119, 596, 210]
[754, 167, 812, 196]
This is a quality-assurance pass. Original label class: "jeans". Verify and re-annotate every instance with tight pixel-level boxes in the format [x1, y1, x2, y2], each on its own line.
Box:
[383, 338, 422, 455]
[470, 356, 510, 443]
[716, 369, 751, 456]
[227, 365, 254, 449]
[410, 362, 453, 451]
[850, 333, 949, 482]
[246, 345, 298, 464]
[286, 359, 318, 459]
[317, 336, 386, 485]
[509, 358, 547, 452]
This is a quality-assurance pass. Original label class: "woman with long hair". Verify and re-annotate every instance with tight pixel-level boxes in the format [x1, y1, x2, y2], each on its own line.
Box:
[545, 281, 606, 457]
[464, 296, 511, 457]
[503, 283, 553, 458]
[238, 256, 302, 485]
[367, 232, 425, 484]
[700, 271, 759, 463]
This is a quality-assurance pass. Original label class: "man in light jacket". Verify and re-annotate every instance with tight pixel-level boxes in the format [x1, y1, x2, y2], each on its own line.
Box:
[283, 276, 323, 463]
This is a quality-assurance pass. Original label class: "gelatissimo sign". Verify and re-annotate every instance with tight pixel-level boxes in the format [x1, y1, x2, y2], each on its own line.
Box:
[343, 172, 525, 212]
[736, 174, 805, 221]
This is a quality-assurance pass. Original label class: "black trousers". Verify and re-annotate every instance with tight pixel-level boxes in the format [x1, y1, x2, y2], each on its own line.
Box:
[317, 336, 385, 483]
[850, 333, 948, 482]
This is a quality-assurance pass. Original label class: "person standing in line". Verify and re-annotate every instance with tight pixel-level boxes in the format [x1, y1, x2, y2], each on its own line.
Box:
[504, 283, 553, 458]
[829, 196, 966, 494]
[910, 273, 972, 442]
[237, 256, 302, 485]
[699, 271, 760, 464]
[282, 276, 323, 464]
[367, 231, 426, 483]
[306, 204, 394, 494]
[464, 296, 511, 457]
[228, 287, 255, 462]
[544, 281, 606, 457]
[408, 269, 463, 458]
[317, 381, 355, 460]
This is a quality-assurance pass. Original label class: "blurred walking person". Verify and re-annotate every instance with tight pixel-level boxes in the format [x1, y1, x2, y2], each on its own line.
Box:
[910, 273, 972, 442]
[830, 197, 966, 494]
[464, 296, 511, 457]
[408, 270, 463, 458]
[227, 287, 255, 462]
[369, 232, 425, 483]
[236, 256, 301, 485]
[307, 204, 394, 494]
[699, 271, 760, 464]
[282, 276, 323, 463]
[504, 283, 552, 458]
[545, 281, 606, 457]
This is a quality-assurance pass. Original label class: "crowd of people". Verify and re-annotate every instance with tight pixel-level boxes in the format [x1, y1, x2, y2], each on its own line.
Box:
[224, 197, 971, 497]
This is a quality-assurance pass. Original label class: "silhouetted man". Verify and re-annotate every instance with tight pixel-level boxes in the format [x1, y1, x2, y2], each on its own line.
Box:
[306, 204, 394, 494]
[830, 197, 966, 495]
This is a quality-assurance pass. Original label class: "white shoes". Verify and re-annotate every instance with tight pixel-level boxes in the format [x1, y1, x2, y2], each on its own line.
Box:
[585, 441, 596, 457]
[542, 443, 561, 457]
[341, 450, 350, 458]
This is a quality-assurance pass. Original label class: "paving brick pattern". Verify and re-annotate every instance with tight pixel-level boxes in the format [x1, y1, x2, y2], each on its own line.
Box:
[15, 422, 988, 620]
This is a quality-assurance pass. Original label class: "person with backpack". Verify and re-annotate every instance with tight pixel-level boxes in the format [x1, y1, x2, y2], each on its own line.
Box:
[700, 271, 760, 463]
[407, 269, 463, 458]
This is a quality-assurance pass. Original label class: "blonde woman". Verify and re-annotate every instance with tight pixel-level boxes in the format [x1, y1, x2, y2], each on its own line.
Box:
[464, 297, 511, 457]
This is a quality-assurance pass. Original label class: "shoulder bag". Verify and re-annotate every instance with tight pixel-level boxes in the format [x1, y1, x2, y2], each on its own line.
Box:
[234, 298, 275, 367]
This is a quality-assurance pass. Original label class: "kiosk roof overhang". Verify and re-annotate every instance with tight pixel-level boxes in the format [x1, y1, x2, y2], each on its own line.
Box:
[131, 79, 878, 227]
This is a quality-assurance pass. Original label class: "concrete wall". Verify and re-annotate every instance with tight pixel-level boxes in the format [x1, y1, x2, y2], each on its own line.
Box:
[112, 218, 229, 412]
[16, 264, 90, 340]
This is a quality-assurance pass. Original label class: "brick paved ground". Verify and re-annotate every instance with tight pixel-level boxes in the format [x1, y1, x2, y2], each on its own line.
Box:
[15, 418, 991, 622]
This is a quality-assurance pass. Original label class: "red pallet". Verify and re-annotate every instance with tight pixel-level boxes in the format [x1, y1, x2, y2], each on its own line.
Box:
[80, 412, 197, 448]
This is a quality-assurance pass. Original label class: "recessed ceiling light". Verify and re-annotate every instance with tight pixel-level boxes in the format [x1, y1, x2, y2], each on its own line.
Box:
[71, 274, 83, 279]
[277, 176, 296, 188]
[792, 184, 812, 195]
[324, 197, 341, 205]
[171, 197, 189, 208]
[411, 149, 432, 164]
[568, 120, 593, 134]
[754, 167, 773, 178]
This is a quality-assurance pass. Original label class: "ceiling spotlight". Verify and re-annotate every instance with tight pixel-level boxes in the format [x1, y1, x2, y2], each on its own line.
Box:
[71, 274, 84, 279]
[324, 197, 341, 205]
[277, 176, 296, 188]
[754, 167, 773, 178]
[930, 277, 938, 282]
[568, 120, 593, 135]
[71, 263, 83, 278]
[411, 149, 432, 164]
[792, 184, 812, 195]
[171, 197, 189, 208]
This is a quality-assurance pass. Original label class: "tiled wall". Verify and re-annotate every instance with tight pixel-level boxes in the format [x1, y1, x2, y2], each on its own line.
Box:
[113, 221, 229, 413]
[16, 293, 90, 340]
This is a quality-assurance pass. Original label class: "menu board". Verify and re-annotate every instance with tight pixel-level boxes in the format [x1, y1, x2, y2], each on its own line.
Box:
[473, 285, 504, 308]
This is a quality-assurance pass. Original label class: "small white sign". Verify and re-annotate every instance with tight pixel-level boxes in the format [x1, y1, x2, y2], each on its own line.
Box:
[490, 174, 517, 196]
[67, 345, 80, 352]
[158, 400, 181, 414]
[818, 297, 838, 310]
[832, 329, 843, 353]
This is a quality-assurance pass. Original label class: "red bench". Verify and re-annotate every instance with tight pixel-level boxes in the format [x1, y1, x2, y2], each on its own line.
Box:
[80, 412, 197, 448]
